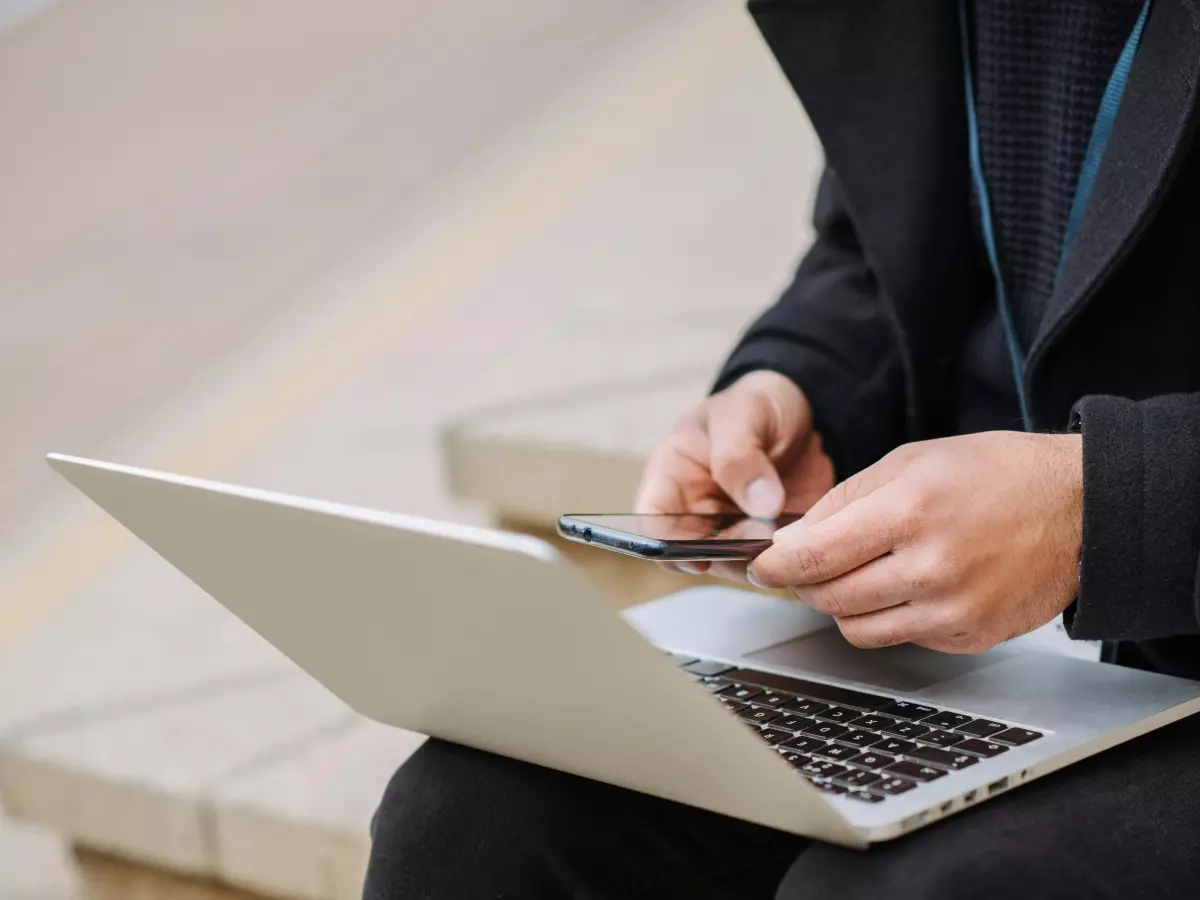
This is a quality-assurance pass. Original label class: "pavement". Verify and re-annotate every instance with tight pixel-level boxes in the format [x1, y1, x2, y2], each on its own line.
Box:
[0, 0, 823, 896]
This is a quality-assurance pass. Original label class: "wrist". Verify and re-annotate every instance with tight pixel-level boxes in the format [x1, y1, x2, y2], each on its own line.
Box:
[1045, 432, 1084, 603]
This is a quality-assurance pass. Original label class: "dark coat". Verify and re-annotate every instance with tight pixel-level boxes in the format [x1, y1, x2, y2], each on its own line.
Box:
[716, 0, 1200, 678]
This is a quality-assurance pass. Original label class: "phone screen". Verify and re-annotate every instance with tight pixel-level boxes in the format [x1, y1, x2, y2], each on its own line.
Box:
[563, 513, 803, 542]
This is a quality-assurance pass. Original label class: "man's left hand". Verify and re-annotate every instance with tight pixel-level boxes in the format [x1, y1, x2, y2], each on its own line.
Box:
[748, 432, 1083, 653]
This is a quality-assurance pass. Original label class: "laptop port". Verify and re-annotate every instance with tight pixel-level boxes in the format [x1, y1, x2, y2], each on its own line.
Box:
[987, 777, 1009, 796]
[964, 790, 979, 804]
[940, 800, 954, 814]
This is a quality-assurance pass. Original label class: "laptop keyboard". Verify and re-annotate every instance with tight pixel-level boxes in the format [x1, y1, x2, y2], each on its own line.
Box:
[671, 655, 1044, 805]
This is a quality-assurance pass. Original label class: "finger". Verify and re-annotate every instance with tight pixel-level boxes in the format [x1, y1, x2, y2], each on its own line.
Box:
[749, 486, 910, 588]
[634, 468, 688, 516]
[708, 560, 749, 583]
[789, 445, 913, 530]
[635, 456, 716, 573]
[786, 554, 908, 618]
[706, 395, 785, 518]
[834, 602, 928, 650]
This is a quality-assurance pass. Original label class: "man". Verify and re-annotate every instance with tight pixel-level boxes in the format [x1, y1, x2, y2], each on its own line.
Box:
[365, 1, 1200, 896]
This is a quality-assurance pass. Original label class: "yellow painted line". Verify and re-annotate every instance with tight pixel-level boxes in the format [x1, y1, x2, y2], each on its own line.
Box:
[0, 5, 758, 647]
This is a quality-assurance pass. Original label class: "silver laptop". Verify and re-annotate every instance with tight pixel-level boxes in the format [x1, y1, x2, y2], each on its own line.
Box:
[47, 453, 1200, 848]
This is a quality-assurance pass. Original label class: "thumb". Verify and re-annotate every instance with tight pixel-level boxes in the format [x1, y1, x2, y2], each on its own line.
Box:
[707, 394, 786, 518]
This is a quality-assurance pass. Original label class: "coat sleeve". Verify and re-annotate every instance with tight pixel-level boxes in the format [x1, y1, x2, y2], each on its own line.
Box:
[1068, 393, 1200, 641]
[713, 169, 908, 479]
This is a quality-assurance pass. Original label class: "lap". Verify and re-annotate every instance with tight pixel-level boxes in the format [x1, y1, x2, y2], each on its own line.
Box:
[365, 714, 1200, 900]
[363, 738, 804, 900]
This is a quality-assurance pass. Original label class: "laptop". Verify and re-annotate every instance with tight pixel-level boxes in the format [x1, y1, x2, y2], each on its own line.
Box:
[47, 453, 1200, 847]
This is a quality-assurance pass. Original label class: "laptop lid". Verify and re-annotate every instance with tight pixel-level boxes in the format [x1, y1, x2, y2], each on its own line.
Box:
[46, 453, 863, 846]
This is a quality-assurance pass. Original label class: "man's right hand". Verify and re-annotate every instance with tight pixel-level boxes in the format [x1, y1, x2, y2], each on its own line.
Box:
[634, 370, 834, 578]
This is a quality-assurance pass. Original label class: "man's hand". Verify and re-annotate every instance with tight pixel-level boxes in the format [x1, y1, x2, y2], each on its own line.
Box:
[635, 371, 834, 576]
[748, 432, 1083, 653]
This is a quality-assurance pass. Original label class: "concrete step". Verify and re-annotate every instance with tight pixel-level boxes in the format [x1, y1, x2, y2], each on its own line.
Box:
[0, 816, 83, 900]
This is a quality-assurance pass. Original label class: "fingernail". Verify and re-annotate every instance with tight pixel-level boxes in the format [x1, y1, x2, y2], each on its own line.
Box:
[744, 477, 783, 518]
[678, 562, 704, 576]
[746, 568, 767, 590]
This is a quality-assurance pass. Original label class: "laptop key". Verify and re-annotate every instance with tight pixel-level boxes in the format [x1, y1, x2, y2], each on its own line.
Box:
[778, 751, 812, 768]
[992, 727, 1043, 746]
[954, 738, 1010, 758]
[701, 678, 732, 693]
[718, 699, 749, 714]
[838, 729, 882, 748]
[684, 660, 734, 677]
[956, 719, 1010, 738]
[783, 698, 831, 717]
[920, 730, 966, 748]
[813, 743, 861, 762]
[847, 714, 896, 731]
[907, 746, 980, 770]
[799, 760, 850, 780]
[811, 780, 849, 795]
[668, 653, 699, 666]
[877, 701, 940, 721]
[773, 714, 813, 732]
[922, 711, 973, 729]
[725, 669, 892, 711]
[719, 683, 763, 702]
[882, 722, 931, 740]
[837, 769, 883, 789]
[886, 761, 948, 782]
[875, 777, 918, 796]
[847, 790, 886, 803]
[757, 728, 792, 745]
[873, 738, 917, 756]
[756, 691, 796, 707]
[783, 736, 829, 754]
[738, 707, 782, 725]
[801, 722, 851, 741]
[848, 751, 896, 770]
[814, 706, 860, 724]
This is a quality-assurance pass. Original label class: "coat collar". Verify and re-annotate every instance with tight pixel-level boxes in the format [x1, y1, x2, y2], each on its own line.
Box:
[1029, 0, 1200, 367]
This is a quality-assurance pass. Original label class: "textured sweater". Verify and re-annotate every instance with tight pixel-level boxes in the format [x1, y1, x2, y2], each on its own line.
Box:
[957, 0, 1147, 434]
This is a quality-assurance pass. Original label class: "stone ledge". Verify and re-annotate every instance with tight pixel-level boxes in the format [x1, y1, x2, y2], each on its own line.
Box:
[212, 719, 426, 900]
[444, 371, 706, 526]
[0, 816, 83, 900]
[0, 668, 353, 875]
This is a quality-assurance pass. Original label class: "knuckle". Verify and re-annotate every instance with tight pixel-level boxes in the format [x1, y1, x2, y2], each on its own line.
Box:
[832, 479, 857, 509]
[836, 618, 898, 650]
[938, 603, 977, 637]
[902, 547, 955, 596]
[710, 440, 760, 484]
[790, 544, 828, 582]
[901, 558, 935, 596]
[937, 630, 990, 655]
[806, 584, 848, 617]
[895, 490, 929, 541]
[836, 619, 872, 649]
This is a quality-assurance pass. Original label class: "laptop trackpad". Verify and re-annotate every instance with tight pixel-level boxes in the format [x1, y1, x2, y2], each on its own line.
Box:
[747, 630, 1016, 693]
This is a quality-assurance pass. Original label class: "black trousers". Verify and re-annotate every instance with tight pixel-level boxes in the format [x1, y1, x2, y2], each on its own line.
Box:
[364, 714, 1200, 899]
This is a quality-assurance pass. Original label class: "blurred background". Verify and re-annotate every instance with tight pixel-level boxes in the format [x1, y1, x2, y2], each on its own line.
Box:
[0, 0, 821, 896]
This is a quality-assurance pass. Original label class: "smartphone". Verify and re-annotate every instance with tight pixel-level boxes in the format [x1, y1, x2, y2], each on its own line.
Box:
[557, 513, 803, 561]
